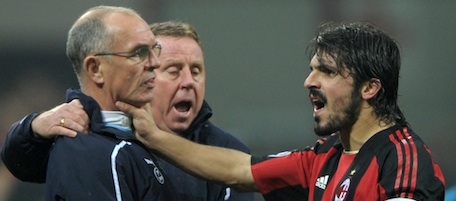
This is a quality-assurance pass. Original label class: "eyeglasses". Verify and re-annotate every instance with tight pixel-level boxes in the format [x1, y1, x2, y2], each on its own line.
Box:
[94, 44, 162, 62]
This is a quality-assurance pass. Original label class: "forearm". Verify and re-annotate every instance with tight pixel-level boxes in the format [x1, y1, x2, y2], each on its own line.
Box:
[147, 129, 257, 192]
[117, 101, 259, 191]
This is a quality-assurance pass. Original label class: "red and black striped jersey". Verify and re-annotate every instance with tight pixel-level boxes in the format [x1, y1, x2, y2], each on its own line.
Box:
[251, 125, 445, 201]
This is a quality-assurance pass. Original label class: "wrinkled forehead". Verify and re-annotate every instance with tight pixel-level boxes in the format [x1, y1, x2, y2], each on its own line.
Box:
[156, 36, 204, 57]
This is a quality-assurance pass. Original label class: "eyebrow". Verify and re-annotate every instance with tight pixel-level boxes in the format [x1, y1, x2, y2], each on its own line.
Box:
[310, 60, 332, 70]
[161, 58, 204, 68]
[319, 63, 336, 70]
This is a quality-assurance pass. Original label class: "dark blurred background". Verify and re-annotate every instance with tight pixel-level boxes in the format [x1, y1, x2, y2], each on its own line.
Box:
[1, 1, 455, 201]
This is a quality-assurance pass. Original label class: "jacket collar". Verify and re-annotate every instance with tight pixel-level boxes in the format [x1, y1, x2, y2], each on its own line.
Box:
[181, 100, 213, 137]
[65, 88, 136, 141]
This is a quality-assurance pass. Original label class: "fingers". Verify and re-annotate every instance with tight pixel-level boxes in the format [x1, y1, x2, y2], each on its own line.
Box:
[116, 101, 151, 124]
[116, 101, 152, 117]
[67, 100, 89, 133]
[116, 101, 156, 138]
[54, 103, 88, 133]
[57, 118, 82, 137]
[68, 99, 83, 108]
[54, 124, 78, 138]
[31, 99, 89, 138]
[115, 101, 137, 115]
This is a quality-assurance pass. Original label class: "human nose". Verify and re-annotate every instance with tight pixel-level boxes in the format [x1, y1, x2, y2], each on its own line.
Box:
[304, 71, 319, 89]
[145, 52, 160, 70]
[181, 68, 195, 89]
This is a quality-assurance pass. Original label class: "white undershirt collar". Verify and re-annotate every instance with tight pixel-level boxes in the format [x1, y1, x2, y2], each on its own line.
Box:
[101, 111, 132, 132]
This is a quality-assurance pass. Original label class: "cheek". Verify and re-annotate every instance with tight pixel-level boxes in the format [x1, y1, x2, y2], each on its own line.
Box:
[115, 68, 138, 87]
[153, 79, 174, 95]
[150, 96, 163, 111]
[195, 81, 205, 94]
[326, 88, 349, 108]
[332, 90, 355, 110]
[152, 82, 173, 106]
[194, 82, 205, 111]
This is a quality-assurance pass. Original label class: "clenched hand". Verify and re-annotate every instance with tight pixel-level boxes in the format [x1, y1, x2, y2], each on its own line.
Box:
[31, 99, 89, 138]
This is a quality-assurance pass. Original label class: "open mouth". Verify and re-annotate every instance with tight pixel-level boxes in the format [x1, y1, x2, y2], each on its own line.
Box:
[174, 101, 192, 112]
[309, 89, 326, 112]
[312, 99, 325, 111]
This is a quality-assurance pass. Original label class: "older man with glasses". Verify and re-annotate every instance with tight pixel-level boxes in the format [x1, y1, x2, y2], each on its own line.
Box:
[2, 5, 181, 200]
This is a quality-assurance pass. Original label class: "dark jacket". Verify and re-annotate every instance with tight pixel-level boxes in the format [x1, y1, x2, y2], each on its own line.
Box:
[1, 89, 253, 201]
[48, 89, 179, 200]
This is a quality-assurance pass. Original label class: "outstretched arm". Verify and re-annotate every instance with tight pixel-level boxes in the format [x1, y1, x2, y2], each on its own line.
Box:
[1, 99, 88, 182]
[116, 101, 259, 192]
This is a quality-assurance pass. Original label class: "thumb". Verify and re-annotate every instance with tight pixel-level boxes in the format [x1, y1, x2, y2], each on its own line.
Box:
[69, 99, 83, 108]
[116, 101, 136, 115]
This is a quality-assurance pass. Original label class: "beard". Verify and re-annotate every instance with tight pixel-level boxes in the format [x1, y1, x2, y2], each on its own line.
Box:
[313, 87, 361, 136]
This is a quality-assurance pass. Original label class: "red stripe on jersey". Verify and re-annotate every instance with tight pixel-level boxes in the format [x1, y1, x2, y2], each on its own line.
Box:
[389, 129, 417, 198]
[403, 127, 418, 197]
[388, 133, 403, 194]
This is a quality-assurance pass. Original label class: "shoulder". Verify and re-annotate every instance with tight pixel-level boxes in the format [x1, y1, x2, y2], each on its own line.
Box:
[369, 126, 446, 200]
[366, 126, 429, 159]
[313, 133, 341, 154]
[51, 134, 117, 159]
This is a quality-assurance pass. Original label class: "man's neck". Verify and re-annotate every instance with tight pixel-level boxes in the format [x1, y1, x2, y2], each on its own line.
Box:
[81, 85, 117, 111]
[339, 110, 394, 152]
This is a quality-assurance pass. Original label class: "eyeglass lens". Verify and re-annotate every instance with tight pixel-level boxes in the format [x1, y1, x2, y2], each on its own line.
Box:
[138, 45, 161, 61]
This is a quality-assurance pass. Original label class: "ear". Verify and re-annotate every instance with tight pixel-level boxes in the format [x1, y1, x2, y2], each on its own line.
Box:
[83, 56, 104, 84]
[361, 78, 381, 100]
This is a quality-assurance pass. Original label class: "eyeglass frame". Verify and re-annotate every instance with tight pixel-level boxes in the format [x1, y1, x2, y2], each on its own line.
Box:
[93, 43, 162, 62]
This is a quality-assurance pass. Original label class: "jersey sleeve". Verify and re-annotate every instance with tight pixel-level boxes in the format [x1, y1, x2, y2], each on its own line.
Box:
[251, 149, 315, 200]
[1, 112, 53, 183]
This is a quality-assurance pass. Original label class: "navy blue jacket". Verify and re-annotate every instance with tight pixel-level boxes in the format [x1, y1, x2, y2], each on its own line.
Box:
[49, 89, 179, 200]
[1, 89, 254, 201]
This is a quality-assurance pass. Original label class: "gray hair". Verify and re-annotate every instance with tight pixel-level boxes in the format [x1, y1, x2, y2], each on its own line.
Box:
[66, 6, 141, 76]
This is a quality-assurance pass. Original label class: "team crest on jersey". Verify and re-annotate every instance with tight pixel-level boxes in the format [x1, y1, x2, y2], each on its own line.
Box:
[145, 158, 165, 184]
[153, 167, 165, 184]
[334, 177, 351, 201]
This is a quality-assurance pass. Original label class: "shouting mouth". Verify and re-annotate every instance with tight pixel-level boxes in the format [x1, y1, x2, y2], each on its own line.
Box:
[174, 101, 192, 113]
[309, 90, 326, 115]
